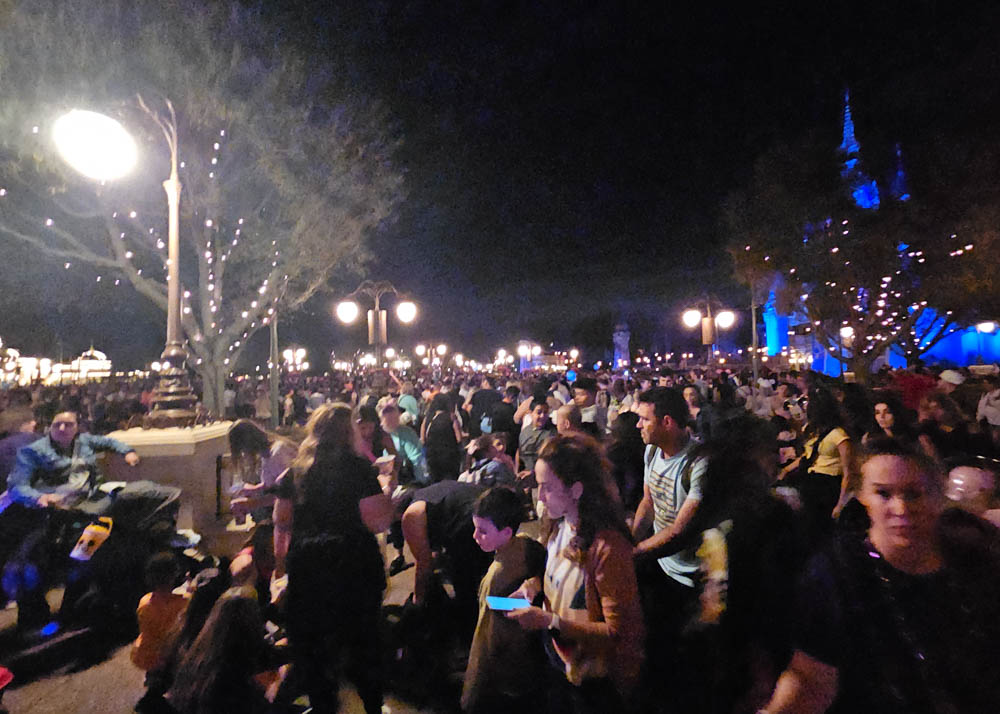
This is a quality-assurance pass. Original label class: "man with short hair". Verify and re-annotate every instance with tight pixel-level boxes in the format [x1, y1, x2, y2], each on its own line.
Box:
[572, 377, 608, 437]
[466, 376, 501, 438]
[516, 399, 555, 475]
[632, 386, 706, 710]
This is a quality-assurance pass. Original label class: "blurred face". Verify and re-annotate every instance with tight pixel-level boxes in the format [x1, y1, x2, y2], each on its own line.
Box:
[356, 419, 375, 441]
[636, 402, 669, 446]
[683, 387, 700, 408]
[860, 454, 942, 553]
[874, 402, 895, 431]
[50, 412, 78, 447]
[532, 404, 550, 427]
[535, 459, 581, 520]
[472, 515, 511, 553]
[380, 405, 401, 432]
[573, 388, 595, 408]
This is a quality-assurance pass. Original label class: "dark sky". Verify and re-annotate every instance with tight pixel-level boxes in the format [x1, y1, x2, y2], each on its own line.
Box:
[4, 0, 999, 368]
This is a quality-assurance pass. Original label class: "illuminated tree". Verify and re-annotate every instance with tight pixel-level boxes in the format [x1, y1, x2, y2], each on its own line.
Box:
[725, 136, 991, 380]
[0, 0, 403, 412]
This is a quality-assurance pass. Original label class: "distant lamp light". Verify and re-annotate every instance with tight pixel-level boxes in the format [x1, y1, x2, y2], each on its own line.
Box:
[977, 321, 997, 334]
[531, 344, 542, 357]
[335, 300, 360, 324]
[454, 353, 464, 367]
[415, 344, 427, 357]
[682, 309, 702, 328]
[517, 344, 530, 357]
[497, 348, 507, 360]
[384, 347, 396, 359]
[282, 349, 294, 362]
[435, 343, 447, 356]
[715, 310, 736, 329]
[569, 348, 580, 360]
[295, 348, 306, 360]
[53, 109, 137, 181]
[396, 301, 417, 324]
[840, 325, 856, 339]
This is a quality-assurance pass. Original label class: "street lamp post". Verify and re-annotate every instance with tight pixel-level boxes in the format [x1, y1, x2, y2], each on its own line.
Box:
[54, 102, 196, 427]
[137, 99, 198, 427]
[336, 280, 416, 366]
[681, 297, 735, 365]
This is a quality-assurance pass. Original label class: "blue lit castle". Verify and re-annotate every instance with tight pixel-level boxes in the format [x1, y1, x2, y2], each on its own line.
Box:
[762, 91, 999, 374]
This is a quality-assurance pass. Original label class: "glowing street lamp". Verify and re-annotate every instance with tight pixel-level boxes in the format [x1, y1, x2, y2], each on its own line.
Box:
[682, 309, 702, 329]
[516, 344, 530, 358]
[715, 310, 736, 329]
[53, 110, 137, 181]
[531, 344, 542, 357]
[384, 347, 396, 359]
[415, 344, 427, 357]
[55, 102, 196, 425]
[454, 353, 464, 367]
[336, 300, 360, 324]
[436, 343, 448, 357]
[396, 301, 417, 324]
[569, 348, 580, 360]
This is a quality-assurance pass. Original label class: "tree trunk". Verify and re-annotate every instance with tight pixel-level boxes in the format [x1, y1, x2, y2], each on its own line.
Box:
[196, 361, 228, 418]
[848, 353, 877, 385]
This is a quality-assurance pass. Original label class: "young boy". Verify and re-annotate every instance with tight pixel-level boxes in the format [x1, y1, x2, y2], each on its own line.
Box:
[132, 552, 189, 711]
[462, 487, 547, 713]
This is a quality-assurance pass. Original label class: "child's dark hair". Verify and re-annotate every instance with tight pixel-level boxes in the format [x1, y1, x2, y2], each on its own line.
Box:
[473, 487, 524, 534]
[145, 551, 180, 591]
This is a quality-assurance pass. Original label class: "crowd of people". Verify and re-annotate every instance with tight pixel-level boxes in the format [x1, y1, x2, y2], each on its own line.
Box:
[2, 361, 1000, 713]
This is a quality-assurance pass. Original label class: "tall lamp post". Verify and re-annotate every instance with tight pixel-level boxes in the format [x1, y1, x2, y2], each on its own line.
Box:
[682, 299, 736, 365]
[54, 103, 197, 427]
[336, 280, 416, 365]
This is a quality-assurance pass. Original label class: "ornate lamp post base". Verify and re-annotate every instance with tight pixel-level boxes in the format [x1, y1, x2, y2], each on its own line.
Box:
[144, 365, 198, 428]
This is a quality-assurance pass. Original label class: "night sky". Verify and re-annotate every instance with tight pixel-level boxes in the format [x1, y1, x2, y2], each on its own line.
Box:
[4, 0, 999, 368]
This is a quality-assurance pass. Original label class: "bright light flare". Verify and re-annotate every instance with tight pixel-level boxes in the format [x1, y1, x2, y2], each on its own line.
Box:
[336, 300, 360, 324]
[396, 301, 417, 324]
[682, 309, 702, 328]
[415, 344, 427, 356]
[53, 110, 137, 181]
[435, 343, 447, 356]
[715, 310, 736, 329]
[977, 321, 997, 334]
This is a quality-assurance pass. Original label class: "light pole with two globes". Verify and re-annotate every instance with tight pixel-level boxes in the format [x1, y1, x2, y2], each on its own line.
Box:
[335, 280, 417, 366]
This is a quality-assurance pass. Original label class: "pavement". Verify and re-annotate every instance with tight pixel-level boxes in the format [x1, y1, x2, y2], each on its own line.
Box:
[0, 537, 434, 714]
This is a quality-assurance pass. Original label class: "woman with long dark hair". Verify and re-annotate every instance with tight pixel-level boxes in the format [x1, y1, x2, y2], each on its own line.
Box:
[272, 403, 393, 714]
[779, 388, 855, 543]
[508, 433, 644, 713]
[421, 392, 464, 481]
[167, 587, 273, 714]
[228, 419, 297, 523]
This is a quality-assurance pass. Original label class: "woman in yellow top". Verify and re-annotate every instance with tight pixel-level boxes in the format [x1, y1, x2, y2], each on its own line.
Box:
[780, 388, 855, 544]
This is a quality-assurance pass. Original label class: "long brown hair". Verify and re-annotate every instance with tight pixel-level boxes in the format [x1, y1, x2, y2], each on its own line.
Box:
[537, 433, 631, 563]
[289, 403, 356, 494]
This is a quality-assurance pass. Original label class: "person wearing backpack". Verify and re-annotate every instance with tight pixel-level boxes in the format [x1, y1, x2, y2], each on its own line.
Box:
[631, 386, 707, 713]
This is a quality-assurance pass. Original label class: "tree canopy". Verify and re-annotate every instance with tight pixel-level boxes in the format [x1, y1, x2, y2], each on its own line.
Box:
[0, 0, 404, 410]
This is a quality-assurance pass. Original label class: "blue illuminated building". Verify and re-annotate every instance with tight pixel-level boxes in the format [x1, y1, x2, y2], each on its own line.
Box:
[763, 91, 999, 372]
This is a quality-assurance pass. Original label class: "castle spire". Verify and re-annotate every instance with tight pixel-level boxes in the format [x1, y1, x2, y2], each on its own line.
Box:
[838, 88, 880, 209]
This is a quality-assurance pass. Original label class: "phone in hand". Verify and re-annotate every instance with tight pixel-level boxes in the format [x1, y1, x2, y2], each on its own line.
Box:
[486, 595, 531, 611]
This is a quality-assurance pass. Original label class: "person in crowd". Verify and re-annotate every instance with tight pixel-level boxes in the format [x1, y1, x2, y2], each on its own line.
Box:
[230, 521, 277, 612]
[683, 385, 713, 441]
[355, 404, 398, 464]
[131, 553, 188, 700]
[167, 587, 276, 714]
[762, 444, 1000, 713]
[862, 393, 915, 447]
[272, 403, 393, 714]
[917, 391, 980, 462]
[399, 480, 492, 643]
[779, 388, 855, 542]
[462, 487, 547, 713]
[378, 397, 428, 485]
[228, 419, 297, 524]
[517, 397, 555, 475]
[397, 380, 421, 426]
[252, 386, 272, 426]
[606, 411, 645, 517]
[466, 376, 501, 438]
[605, 378, 632, 432]
[487, 385, 520, 454]
[0, 406, 38, 490]
[508, 433, 644, 713]
[571, 377, 607, 438]
[630, 386, 706, 711]
[554, 403, 584, 436]
[460, 434, 516, 488]
[422, 393, 464, 482]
